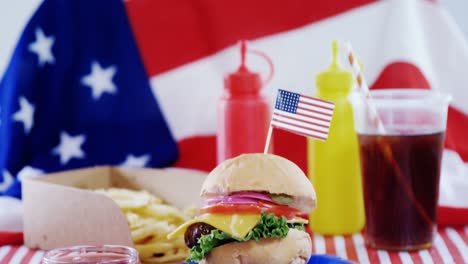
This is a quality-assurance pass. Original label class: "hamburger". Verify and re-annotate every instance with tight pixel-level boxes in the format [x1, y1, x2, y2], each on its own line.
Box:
[168, 153, 316, 264]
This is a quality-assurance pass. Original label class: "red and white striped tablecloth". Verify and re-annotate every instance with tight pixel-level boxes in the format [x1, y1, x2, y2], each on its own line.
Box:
[0, 246, 44, 264]
[1, 226, 467, 264]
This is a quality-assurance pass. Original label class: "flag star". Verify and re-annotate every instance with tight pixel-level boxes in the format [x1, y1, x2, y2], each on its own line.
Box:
[0, 170, 13, 192]
[81, 61, 117, 100]
[120, 154, 151, 168]
[52, 131, 86, 165]
[17, 166, 44, 182]
[13, 96, 35, 134]
[28, 27, 55, 66]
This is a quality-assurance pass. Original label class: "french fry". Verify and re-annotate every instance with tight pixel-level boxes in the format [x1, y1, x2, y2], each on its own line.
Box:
[131, 221, 171, 242]
[126, 212, 142, 229]
[140, 204, 187, 222]
[95, 188, 155, 209]
[135, 242, 179, 259]
[95, 188, 195, 263]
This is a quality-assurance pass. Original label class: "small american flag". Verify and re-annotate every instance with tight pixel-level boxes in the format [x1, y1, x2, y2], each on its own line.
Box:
[272, 89, 335, 141]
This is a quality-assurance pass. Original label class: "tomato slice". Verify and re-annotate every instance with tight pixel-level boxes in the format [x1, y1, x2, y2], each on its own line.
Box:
[200, 201, 301, 219]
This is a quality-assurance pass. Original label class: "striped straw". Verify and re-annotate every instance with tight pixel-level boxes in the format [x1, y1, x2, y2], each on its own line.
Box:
[343, 42, 386, 133]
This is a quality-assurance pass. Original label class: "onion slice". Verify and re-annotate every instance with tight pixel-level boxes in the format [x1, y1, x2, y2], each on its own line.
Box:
[205, 192, 277, 206]
[205, 196, 258, 205]
[230, 191, 274, 202]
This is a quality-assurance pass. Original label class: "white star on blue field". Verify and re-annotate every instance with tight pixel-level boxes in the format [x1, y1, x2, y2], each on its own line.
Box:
[0, 0, 178, 198]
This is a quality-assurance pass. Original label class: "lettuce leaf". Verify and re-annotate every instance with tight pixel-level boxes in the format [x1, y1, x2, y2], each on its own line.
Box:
[187, 212, 305, 262]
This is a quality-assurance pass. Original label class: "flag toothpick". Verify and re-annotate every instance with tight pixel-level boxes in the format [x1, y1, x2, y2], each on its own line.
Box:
[264, 89, 335, 153]
[263, 125, 273, 154]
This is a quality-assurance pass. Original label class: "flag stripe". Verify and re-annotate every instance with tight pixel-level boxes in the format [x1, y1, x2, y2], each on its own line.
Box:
[296, 109, 333, 122]
[299, 96, 335, 110]
[274, 126, 327, 142]
[139, 0, 468, 181]
[273, 110, 330, 128]
[297, 101, 334, 115]
[272, 115, 329, 133]
[125, 0, 377, 75]
[301, 93, 337, 106]
[297, 106, 333, 120]
[271, 121, 328, 141]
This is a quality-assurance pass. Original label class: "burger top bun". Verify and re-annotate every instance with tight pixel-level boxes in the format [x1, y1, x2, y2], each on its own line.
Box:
[200, 153, 316, 213]
[199, 228, 312, 264]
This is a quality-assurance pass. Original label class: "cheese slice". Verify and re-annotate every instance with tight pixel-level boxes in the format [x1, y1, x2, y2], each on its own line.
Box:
[168, 213, 261, 240]
[167, 214, 309, 240]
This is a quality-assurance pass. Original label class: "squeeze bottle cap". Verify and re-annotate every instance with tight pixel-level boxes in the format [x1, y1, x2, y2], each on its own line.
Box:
[224, 41, 274, 94]
[316, 41, 353, 91]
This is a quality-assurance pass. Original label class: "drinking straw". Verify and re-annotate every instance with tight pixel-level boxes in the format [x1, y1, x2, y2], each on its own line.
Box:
[343, 41, 433, 226]
[343, 42, 385, 133]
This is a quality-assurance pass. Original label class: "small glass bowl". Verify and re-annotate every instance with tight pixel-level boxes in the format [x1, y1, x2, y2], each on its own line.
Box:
[42, 245, 139, 264]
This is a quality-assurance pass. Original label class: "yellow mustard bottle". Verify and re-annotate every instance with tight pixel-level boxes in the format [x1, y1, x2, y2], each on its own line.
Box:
[308, 41, 364, 235]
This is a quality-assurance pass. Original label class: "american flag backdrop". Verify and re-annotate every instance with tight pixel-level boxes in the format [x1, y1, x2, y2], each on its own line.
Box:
[0, 0, 178, 198]
[1, 0, 468, 263]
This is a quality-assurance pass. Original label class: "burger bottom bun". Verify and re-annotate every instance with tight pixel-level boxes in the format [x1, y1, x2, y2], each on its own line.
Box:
[199, 228, 312, 264]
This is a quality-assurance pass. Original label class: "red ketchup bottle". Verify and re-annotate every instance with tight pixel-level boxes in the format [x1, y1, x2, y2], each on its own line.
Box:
[217, 41, 274, 164]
